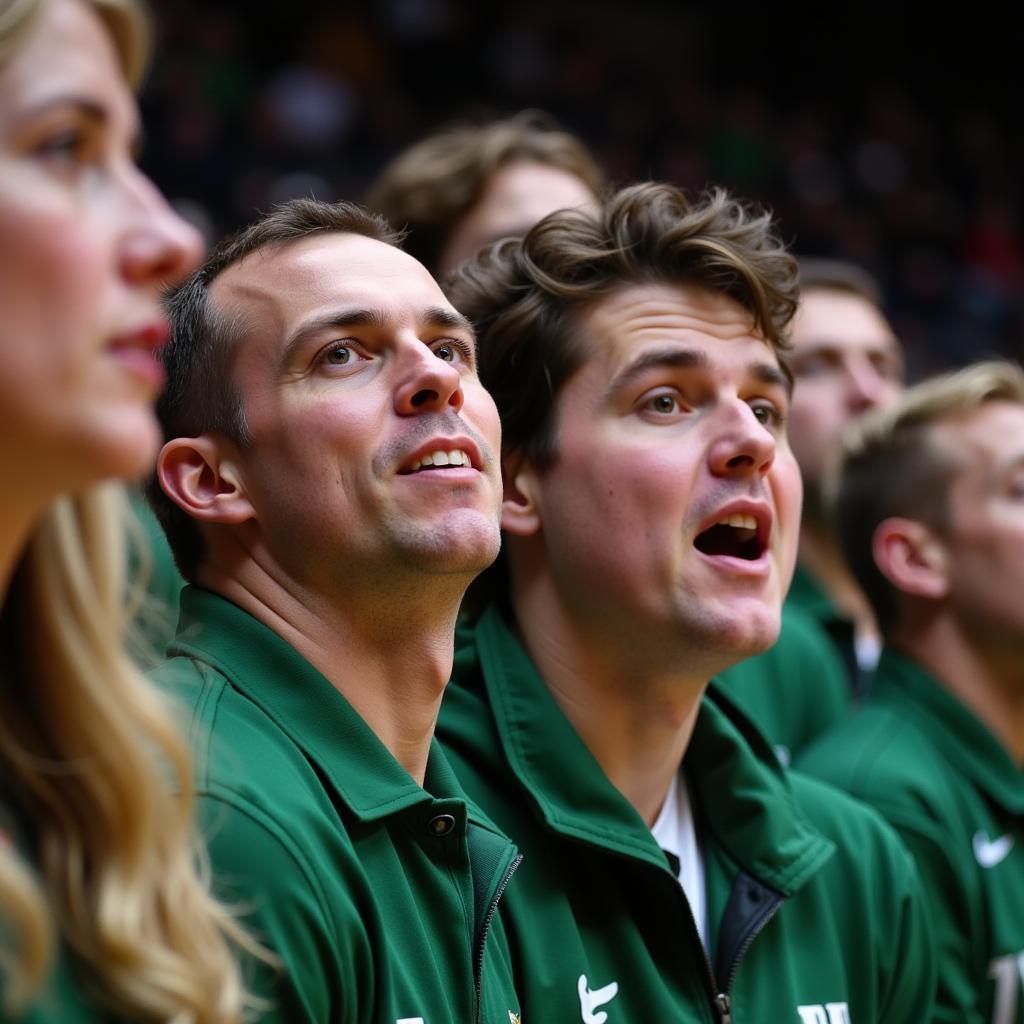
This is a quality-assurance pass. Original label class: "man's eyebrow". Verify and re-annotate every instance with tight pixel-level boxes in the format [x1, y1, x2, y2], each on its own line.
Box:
[281, 305, 476, 364]
[604, 347, 709, 400]
[603, 347, 793, 399]
[750, 359, 794, 398]
[423, 306, 476, 341]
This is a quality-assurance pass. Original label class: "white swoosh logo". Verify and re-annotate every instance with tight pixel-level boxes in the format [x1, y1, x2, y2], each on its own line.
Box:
[578, 974, 619, 1024]
[973, 830, 1014, 868]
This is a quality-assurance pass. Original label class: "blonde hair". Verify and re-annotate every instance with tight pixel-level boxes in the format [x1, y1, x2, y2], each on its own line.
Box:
[834, 360, 1024, 635]
[0, 1, 267, 1019]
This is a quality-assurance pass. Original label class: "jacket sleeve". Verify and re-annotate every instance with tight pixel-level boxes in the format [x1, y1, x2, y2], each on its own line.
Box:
[879, 810, 985, 1024]
[876, 833, 938, 1024]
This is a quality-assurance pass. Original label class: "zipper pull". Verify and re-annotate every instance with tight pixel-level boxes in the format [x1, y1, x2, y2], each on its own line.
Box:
[715, 992, 732, 1023]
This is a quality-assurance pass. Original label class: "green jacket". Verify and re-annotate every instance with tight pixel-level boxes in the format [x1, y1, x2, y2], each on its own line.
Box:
[786, 565, 862, 695]
[799, 650, 1024, 1023]
[152, 587, 522, 1024]
[717, 604, 851, 765]
[438, 606, 935, 1024]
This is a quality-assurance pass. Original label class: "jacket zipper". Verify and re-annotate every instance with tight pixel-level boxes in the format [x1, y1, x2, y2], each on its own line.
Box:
[473, 852, 523, 1022]
[713, 889, 785, 1023]
[674, 868, 784, 1023]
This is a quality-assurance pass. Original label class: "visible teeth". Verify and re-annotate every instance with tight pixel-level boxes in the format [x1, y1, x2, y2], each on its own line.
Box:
[408, 449, 471, 472]
[718, 513, 757, 530]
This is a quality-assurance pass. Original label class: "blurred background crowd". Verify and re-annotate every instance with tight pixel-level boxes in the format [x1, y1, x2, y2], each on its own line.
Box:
[138, 0, 1020, 380]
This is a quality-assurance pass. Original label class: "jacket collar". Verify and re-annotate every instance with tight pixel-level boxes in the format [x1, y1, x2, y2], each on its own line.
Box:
[473, 605, 834, 895]
[172, 585, 471, 824]
[872, 649, 1024, 815]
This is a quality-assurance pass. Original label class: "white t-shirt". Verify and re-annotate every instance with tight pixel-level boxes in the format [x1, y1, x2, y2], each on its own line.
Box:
[651, 772, 706, 947]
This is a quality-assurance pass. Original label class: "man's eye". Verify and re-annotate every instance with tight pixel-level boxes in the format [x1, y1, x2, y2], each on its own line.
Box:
[433, 338, 472, 363]
[751, 402, 784, 427]
[324, 344, 354, 365]
[644, 393, 679, 415]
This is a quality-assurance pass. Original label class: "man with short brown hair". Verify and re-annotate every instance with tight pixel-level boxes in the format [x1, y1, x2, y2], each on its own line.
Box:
[438, 182, 935, 1023]
[149, 198, 521, 1022]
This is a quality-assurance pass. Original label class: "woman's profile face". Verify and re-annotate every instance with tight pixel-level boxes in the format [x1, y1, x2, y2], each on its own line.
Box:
[0, 0, 202, 497]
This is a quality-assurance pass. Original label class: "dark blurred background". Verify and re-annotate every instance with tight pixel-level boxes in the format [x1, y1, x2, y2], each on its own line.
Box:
[139, 0, 1022, 378]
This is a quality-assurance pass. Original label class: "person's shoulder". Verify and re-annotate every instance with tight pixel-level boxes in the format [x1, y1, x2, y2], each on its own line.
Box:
[797, 699, 948, 825]
[787, 769, 923, 904]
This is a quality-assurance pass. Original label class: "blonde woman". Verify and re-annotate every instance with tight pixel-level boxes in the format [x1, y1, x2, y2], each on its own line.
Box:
[0, 0, 263, 1020]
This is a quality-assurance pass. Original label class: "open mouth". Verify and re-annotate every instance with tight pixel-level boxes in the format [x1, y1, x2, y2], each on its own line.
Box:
[694, 514, 765, 561]
[400, 448, 474, 474]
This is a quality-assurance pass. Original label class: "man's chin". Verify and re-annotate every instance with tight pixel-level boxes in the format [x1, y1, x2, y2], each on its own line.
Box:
[400, 519, 502, 576]
[709, 606, 782, 660]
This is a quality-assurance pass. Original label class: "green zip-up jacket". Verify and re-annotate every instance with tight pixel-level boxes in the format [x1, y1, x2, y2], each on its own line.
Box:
[438, 606, 935, 1024]
[151, 587, 522, 1024]
[717, 604, 851, 765]
[799, 650, 1024, 1023]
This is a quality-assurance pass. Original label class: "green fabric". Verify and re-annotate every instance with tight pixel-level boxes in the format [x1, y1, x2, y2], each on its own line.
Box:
[785, 563, 838, 624]
[785, 565, 862, 693]
[717, 604, 851, 765]
[152, 586, 521, 1024]
[126, 489, 183, 666]
[799, 649, 1024, 1023]
[438, 606, 935, 1023]
[0, 809, 106, 1023]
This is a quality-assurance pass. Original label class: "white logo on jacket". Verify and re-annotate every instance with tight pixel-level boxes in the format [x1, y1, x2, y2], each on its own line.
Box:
[578, 974, 619, 1023]
[797, 1003, 851, 1024]
[974, 830, 1015, 868]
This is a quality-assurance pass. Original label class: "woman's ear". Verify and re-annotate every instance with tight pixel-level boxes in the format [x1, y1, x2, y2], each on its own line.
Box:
[156, 436, 255, 525]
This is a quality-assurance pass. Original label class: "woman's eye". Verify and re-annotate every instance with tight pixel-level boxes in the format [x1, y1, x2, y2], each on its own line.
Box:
[37, 128, 89, 167]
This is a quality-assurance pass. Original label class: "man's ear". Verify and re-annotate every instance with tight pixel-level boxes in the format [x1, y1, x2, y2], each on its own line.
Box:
[500, 448, 542, 537]
[872, 517, 949, 601]
[156, 436, 255, 525]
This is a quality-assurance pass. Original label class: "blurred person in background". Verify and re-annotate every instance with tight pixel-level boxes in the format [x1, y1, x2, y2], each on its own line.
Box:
[366, 108, 604, 277]
[784, 258, 904, 690]
[800, 360, 1024, 1023]
[0, 0, 263, 1020]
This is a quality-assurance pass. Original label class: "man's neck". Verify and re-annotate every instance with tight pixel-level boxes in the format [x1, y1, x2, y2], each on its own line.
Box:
[510, 582, 707, 827]
[198, 558, 465, 787]
[894, 617, 1024, 768]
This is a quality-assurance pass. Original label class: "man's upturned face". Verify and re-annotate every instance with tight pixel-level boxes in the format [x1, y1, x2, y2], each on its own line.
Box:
[935, 400, 1024, 653]
[515, 282, 802, 663]
[787, 288, 903, 498]
[213, 233, 503, 588]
